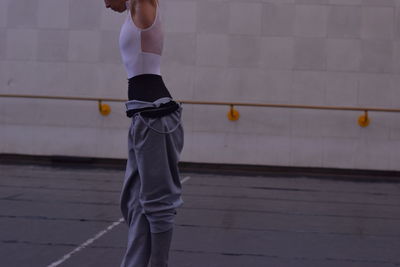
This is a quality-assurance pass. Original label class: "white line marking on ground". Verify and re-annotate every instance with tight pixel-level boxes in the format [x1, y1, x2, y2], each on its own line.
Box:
[46, 176, 192, 267]
[181, 176, 191, 184]
[46, 218, 124, 267]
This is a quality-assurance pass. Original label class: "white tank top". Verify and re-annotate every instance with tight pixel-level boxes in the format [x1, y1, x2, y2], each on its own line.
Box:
[119, 1, 163, 79]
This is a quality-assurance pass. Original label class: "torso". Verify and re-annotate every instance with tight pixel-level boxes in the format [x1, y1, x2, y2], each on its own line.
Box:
[119, 0, 164, 79]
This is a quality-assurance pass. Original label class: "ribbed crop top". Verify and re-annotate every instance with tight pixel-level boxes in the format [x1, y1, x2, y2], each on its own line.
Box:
[119, 1, 163, 79]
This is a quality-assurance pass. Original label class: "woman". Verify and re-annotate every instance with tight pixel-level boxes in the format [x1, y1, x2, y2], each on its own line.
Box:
[104, 0, 184, 266]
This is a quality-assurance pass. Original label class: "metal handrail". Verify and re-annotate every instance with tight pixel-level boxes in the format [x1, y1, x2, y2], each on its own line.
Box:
[1, 93, 399, 126]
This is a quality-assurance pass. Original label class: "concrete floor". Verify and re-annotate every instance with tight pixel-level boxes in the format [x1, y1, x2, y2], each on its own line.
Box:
[0, 163, 400, 267]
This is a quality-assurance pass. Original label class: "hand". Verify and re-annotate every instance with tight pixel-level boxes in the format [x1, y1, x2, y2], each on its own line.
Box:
[104, 0, 128, 13]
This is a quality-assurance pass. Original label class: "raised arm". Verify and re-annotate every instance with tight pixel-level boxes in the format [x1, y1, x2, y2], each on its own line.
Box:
[130, 0, 159, 29]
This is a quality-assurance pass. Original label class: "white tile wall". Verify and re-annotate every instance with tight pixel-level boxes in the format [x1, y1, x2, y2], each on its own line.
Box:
[68, 30, 101, 62]
[361, 7, 395, 39]
[328, 5, 361, 38]
[162, 63, 196, 100]
[68, 0, 101, 30]
[322, 137, 357, 169]
[358, 73, 397, 107]
[196, 34, 229, 67]
[290, 136, 324, 167]
[325, 72, 358, 106]
[294, 37, 327, 70]
[37, 0, 69, 29]
[97, 63, 127, 98]
[262, 3, 295, 36]
[395, 8, 400, 40]
[327, 39, 360, 71]
[164, 1, 197, 33]
[0, 0, 8, 28]
[99, 30, 122, 64]
[35, 62, 68, 94]
[100, 5, 126, 31]
[224, 67, 267, 102]
[5, 29, 38, 60]
[193, 66, 228, 101]
[0, 61, 5, 87]
[228, 36, 262, 67]
[37, 29, 69, 62]
[0, 29, 6, 60]
[196, 2, 229, 34]
[66, 63, 100, 96]
[163, 33, 196, 65]
[290, 109, 359, 138]
[294, 5, 328, 37]
[263, 70, 293, 104]
[363, 0, 395, 6]
[0, 0, 399, 172]
[2, 61, 39, 93]
[7, 0, 38, 29]
[229, 2, 262, 35]
[389, 141, 400, 169]
[254, 134, 292, 166]
[260, 37, 294, 70]
[395, 42, 400, 74]
[328, 0, 362, 5]
[353, 139, 393, 170]
[0, 123, 127, 158]
[291, 70, 326, 104]
[360, 39, 394, 73]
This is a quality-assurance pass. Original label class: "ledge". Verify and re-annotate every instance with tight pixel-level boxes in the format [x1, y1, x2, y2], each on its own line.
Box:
[1, 153, 399, 183]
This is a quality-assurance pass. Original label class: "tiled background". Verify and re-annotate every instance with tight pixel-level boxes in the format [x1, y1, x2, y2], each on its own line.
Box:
[0, 0, 400, 171]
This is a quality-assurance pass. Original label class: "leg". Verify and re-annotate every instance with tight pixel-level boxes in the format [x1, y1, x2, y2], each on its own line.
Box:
[133, 107, 185, 266]
[150, 228, 174, 267]
[120, 209, 152, 267]
[120, 121, 152, 267]
[133, 107, 184, 233]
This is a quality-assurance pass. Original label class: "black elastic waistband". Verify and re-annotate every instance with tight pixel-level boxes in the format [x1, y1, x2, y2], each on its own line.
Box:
[128, 74, 172, 102]
[126, 101, 180, 118]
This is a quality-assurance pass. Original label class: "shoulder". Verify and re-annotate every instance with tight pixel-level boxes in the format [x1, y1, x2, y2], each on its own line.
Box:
[134, 0, 157, 5]
[135, 0, 158, 8]
[132, 0, 159, 15]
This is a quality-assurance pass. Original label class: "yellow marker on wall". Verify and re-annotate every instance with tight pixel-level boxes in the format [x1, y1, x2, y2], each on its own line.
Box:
[98, 100, 111, 116]
[227, 105, 240, 121]
[358, 111, 370, 127]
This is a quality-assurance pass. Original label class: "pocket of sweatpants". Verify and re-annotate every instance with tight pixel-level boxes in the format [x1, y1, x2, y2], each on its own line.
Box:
[133, 106, 184, 152]
[137, 105, 183, 135]
[165, 107, 184, 153]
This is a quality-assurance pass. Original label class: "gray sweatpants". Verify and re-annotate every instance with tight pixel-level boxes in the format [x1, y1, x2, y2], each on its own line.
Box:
[120, 102, 184, 267]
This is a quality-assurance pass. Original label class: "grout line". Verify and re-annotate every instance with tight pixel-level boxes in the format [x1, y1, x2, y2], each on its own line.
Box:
[45, 176, 191, 267]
